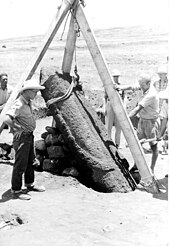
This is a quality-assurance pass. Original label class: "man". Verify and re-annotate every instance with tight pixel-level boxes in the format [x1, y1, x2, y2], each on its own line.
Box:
[0, 73, 13, 112]
[118, 73, 159, 173]
[152, 65, 168, 110]
[0, 78, 45, 200]
[157, 87, 168, 155]
[129, 74, 159, 173]
[105, 69, 124, 148]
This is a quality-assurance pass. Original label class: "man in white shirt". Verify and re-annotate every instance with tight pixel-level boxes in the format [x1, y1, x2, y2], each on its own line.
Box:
[157, 87, 168, 156]
[117, 73, 159, 173]
[152, 65, 168, 110]
[0, 73, 13, 112]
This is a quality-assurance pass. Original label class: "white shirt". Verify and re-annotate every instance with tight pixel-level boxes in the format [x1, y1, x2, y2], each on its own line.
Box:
[159, 100, 168, 119]
[0, 85, 13, 105]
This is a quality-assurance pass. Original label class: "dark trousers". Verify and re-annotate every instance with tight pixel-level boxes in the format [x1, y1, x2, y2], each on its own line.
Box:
[11, 133, 35, 191]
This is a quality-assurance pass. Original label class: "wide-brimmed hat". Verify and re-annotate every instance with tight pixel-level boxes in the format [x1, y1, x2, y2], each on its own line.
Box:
[112, 69, 121, 76]
[20, 78, 45, 93]
[158, 87, 169, 99]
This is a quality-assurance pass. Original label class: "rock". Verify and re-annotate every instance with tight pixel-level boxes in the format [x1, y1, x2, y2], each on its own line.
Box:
[44, 134, 53, 146]
[42, 159, 59, 172]
[35, 139, 46, 151]
[41, 131, 49, 139]
[62, 167, 79, 177]
[47, 146, 65, 159]
[0, 143, 13, 160]
[45, 126, 61, 134]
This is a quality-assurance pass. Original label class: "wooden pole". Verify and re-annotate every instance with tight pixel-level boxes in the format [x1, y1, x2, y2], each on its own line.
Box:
[62, 13, 77, 73]
[75, 5, 158, 192]
[0, 0, 76, 116]
[54, 3, 77, 127]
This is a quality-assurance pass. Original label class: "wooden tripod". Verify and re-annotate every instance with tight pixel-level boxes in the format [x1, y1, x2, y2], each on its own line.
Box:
[0, 0, 159, 193]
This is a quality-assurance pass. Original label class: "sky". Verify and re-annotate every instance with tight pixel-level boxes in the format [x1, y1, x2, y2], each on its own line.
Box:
[0, 0, 169, 39]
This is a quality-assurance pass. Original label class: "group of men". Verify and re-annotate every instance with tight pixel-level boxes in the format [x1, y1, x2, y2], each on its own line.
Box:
[0, 64, 168, 200]
[102, 65, 168, 175]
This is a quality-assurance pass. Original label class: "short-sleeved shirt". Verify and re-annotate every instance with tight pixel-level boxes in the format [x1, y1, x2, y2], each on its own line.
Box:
[0, 85, 13, 105]
[153, 77, 168, 109]
[138, 86, 159, 120]
[125, 88, 142, 113]
[6, 95, 36, 134]
[153, 77, 168, 93]
[159, 100, 168, 119]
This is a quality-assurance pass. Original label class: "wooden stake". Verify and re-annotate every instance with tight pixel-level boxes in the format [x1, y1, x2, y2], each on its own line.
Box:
[75, 4, 158, 192]
[62, 13, 77, 73]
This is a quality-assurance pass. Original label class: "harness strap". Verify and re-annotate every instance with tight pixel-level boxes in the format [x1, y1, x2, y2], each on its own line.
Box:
[46, 77, 76, 107]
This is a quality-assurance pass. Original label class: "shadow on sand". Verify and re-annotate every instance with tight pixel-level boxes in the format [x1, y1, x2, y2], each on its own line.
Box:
[0, 189, 13, 203]
[136, 176, 168, 201]
[0, 188, 29, 203]
[152, 177, 168, 201]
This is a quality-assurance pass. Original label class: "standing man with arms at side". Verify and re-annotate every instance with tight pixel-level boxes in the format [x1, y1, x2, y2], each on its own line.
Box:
[105, 69, 125, 148]
[152, 65, 168, 110]
[0, 78, 45, 200]
[0, 73, 13, 112]
[157, 87, 169, 156]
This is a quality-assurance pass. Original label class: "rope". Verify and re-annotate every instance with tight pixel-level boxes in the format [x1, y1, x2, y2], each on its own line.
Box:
[60, 11, 71, 40]
[139, 176, 160, 193]
[60, 0, 86, 40]
[46, 77, 76, 107]
[69, 1, 81, 37]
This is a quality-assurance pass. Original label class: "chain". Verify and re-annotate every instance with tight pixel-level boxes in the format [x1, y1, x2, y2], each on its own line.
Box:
[73, 18, 80, 37]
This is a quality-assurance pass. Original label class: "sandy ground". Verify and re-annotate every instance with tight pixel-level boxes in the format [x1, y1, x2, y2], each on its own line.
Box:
[0, 25, 169, 246]
[0, 116, 169, 246]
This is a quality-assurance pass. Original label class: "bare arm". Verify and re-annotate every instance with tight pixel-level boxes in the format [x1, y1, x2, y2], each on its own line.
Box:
[157, 118, 168, 139]
[116, 85, 134, 91]
[0, 115, 13, 134]
[116, 83, 140, 91]
[128, 104, 143, 118]
[0, 114, 22, 135]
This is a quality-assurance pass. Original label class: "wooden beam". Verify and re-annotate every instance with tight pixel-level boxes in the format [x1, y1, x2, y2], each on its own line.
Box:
[0, 0, 76, 116]
[75, 5, 158, 192]
[62, 12, 77, 73]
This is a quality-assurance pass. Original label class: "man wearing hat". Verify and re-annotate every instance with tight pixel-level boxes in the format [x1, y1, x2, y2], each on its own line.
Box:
[0, 78, 45, 200]
[105, 69, 125, 148]
[153, 65, 168, 110]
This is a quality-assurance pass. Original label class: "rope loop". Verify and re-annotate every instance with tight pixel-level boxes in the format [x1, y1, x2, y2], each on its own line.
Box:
[46, 77, 76, 107]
